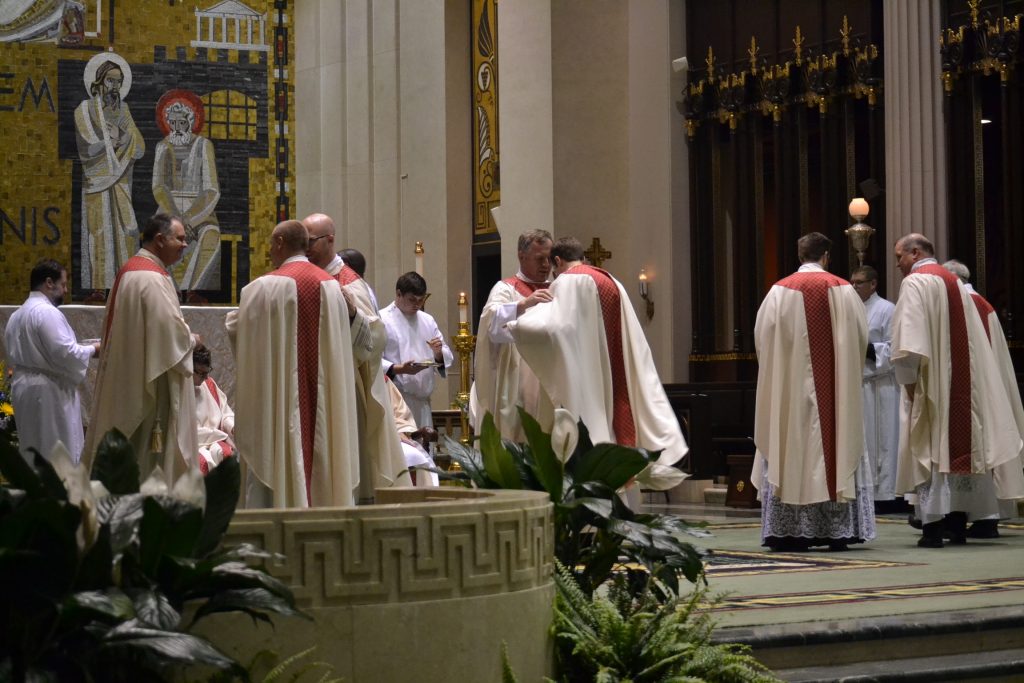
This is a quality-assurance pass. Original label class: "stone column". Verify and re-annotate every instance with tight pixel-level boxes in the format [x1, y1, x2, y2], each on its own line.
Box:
[883, 0, 948, 278]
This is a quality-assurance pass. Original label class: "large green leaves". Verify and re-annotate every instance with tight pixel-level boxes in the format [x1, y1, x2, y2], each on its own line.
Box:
[518, 408, 563, 501]
[138, 497, 203, 576]
[573, 443, 650, 491]
[90, 430, 140, 495]
[195, 456, 241, 557]
[479, 413, 523, 489]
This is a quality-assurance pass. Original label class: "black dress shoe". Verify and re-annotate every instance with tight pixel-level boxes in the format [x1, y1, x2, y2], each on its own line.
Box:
[966, 519, 1000, 539]
[919, 520, 944, 548]
[828, 541, 849, 552]
[945, 512, 968, 545]
[908, 513, 923, 529]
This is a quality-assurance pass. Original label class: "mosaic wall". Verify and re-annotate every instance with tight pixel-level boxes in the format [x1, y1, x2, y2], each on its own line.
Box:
[0, 0, 295, 304]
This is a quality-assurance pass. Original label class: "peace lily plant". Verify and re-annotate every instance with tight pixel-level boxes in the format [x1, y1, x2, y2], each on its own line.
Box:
[0, 429, 303, 683]
[443, 408, 707, 598]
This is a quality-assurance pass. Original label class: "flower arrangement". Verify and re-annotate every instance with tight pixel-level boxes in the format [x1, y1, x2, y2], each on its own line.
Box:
[0, 360, 15, 445]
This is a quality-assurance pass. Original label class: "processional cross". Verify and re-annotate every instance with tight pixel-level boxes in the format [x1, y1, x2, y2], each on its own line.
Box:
[584, 237, 612, 267]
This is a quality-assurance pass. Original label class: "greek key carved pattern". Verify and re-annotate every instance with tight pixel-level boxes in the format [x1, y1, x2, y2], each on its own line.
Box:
[224, 493, 554, 608]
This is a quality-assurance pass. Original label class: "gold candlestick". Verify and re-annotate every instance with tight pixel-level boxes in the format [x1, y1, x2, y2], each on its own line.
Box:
[452, 292, 476, 447]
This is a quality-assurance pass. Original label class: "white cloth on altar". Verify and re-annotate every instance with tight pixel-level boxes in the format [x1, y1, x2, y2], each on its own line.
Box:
[379, 302, 453, 427]
[862, 292, 900, 500]
[4, 292, 95, 464]
[326, 255, 410, 501]
[226, 255, 360, 508]
[752, 263, 868, 506]
[892, 259, 1024, 520]
[85, 249, 198, 481]
[469, 275, 552, 442]
[508, 269, 688, 491]
[196, 377, 234, 471]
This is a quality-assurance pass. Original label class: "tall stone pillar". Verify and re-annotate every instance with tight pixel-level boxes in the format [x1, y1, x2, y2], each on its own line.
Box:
[883, 0, 948, 278]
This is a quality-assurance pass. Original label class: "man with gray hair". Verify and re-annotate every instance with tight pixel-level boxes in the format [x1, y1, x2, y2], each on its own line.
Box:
[941, 259, 1023, 538]
[891, 234, 1024, 547]
[470, 229, 555, 440]
[153, 97, 222, 290]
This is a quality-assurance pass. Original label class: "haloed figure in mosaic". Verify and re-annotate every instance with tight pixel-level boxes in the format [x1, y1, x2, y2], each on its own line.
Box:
[75, 53, 145, 290]
[153, 94, 222, 290]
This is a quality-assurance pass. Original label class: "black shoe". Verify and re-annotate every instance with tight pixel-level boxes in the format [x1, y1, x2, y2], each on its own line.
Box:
[945, 512, 968, 545]
[966, 520, 1000, 539]
[769, 537, 810, 552]
[828, 541, 849, 552]
[919, 520, 944, 548]
[908, 513, 923, 529]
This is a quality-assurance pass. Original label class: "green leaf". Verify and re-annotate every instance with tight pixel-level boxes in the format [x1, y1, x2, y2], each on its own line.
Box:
[441, 435, 491, 488]
[479, 413, 523, 489]
[64, 589, 135, 623]
[131, 589, 181, 630]
[518, 408, 563, 501]
[0, 435, 43, 497]
[195, 456, 241, 558]
[75, 525, 114, 590]
[31, 451, 69, 502]
[573, 443, 649, 490]
[97, 494, 146, 554]
[190, 587, 305, 627]
[138, 497, 203, 576]
[101, 620, 240, 672]
[90, 429, 140, 495]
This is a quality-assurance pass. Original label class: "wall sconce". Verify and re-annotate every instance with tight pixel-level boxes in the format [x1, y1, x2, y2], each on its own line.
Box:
[638, 268, 654, 320]
[845, 197, 875, 267]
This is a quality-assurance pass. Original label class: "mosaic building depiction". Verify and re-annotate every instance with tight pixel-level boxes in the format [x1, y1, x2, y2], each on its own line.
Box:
[0, 0, 294, 304]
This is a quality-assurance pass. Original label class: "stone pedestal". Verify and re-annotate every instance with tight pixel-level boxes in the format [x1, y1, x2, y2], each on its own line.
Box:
[197, 488, 555, 682]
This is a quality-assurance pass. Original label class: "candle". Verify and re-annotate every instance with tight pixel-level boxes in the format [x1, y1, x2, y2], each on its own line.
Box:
[458, 291, 468, 324]
[415, 241, 424, 275]
[638, 269, 649, 298]
[848, 197, 869, 219]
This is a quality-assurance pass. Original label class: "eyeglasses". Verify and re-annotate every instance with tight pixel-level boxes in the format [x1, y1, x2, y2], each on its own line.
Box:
[308, 235, 329, 243]
[850, 280, 873, 287]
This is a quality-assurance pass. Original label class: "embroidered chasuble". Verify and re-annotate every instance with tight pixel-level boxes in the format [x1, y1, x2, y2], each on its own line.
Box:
[508, 267, 687, 490]
[891, 264, 1023, 499]
[752, 267, 867, 506]
[470, 276, 553, 441]
[228, 259, 359, 508]
[86, 250, 198, 481]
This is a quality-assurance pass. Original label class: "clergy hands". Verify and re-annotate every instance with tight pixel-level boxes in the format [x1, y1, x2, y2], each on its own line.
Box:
[516, 289, 553, 316]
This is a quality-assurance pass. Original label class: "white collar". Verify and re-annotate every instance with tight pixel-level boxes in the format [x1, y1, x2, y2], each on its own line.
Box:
[910, 257, 938, 272]
[797, 262, 825, 273]
[283, 255, 309, 265]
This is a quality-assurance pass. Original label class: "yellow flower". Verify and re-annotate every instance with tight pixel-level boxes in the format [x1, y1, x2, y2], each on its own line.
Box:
[1, 403, 13, 417]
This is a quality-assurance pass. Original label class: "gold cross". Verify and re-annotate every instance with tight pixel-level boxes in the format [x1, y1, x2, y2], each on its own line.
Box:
[583, 237, 612, 268]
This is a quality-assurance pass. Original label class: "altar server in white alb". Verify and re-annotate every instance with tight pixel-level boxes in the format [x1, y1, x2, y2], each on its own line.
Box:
[192, 343, 235, 475]
[4, 260, 100, 464]
[379, 272, 454, 428]
[850, 265, 900, 504]
[227, 220, 360, 508]
[508, 236, 688, 496]
[470, 229, 554, 441]
[753, 232, 874, 551]
[86, 213, 198, 481]
[891, 234, 1024, 547]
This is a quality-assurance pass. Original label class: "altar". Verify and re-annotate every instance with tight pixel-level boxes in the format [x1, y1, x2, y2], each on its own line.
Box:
[0, 305, 239, 412]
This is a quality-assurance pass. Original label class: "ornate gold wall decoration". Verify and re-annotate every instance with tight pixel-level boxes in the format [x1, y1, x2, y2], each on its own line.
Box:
[472, 0, 499, 237]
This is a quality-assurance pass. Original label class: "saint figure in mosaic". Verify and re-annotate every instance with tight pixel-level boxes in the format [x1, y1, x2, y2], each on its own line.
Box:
[74, 53, 144, 290]
[152, 91, 221, 290]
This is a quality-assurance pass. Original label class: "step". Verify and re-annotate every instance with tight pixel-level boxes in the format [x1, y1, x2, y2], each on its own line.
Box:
[712, 606, 1024, 674]
[703, 485, 727, 505]
[776, 647, 1024, 682]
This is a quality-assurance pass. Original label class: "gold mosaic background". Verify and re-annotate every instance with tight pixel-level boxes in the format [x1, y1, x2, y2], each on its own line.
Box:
[0, 0, 295, 303]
